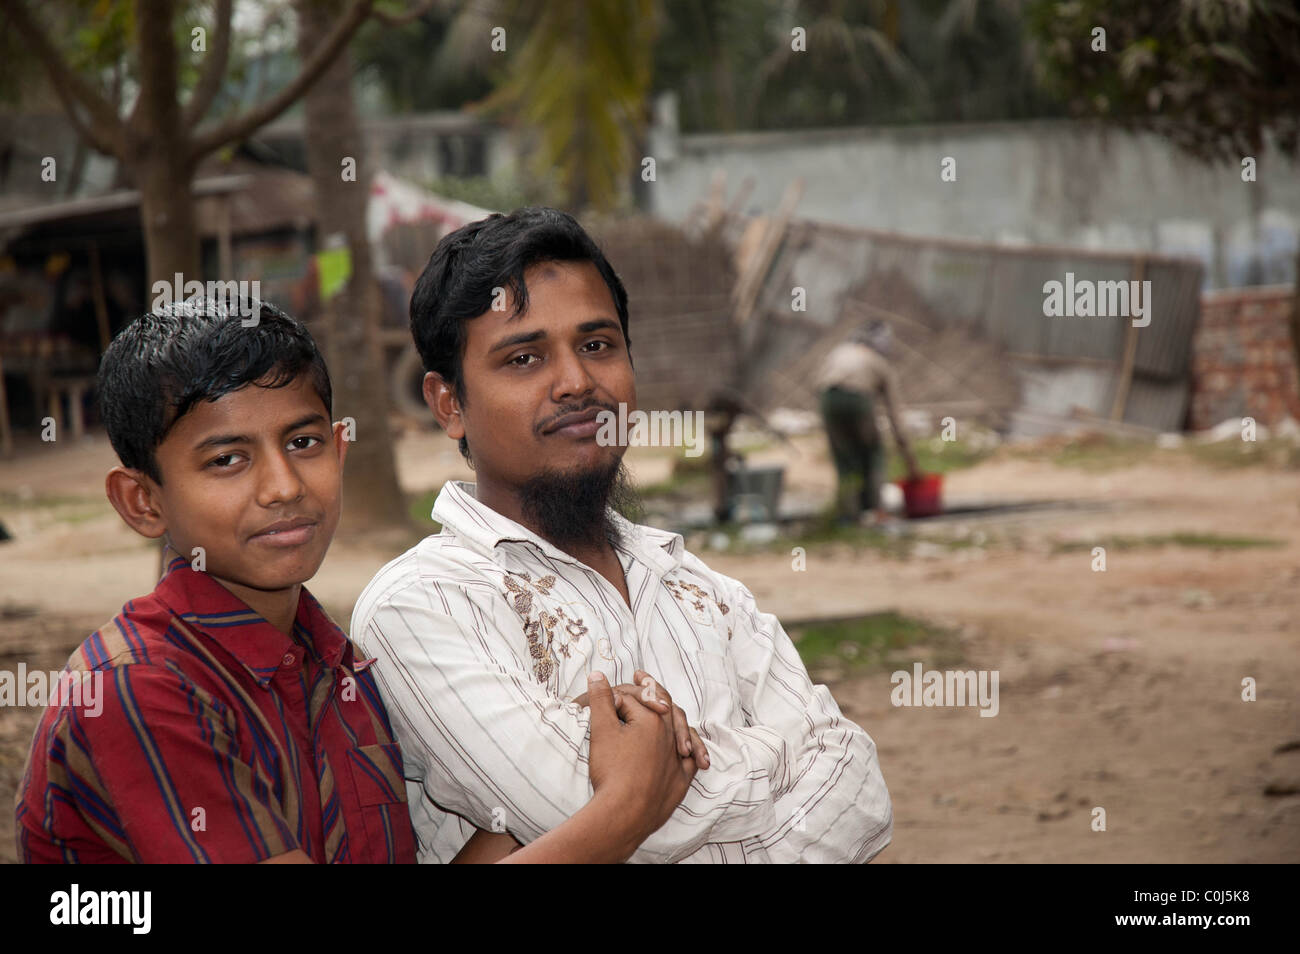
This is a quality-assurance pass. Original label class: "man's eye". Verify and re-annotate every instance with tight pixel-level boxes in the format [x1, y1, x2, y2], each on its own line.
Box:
[290, 435, 322, 450]
[509, 353, 539, 367]
[208, 453, 240, 469]
[583, 340, 610, 353]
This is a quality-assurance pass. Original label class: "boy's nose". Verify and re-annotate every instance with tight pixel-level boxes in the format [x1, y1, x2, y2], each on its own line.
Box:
[256, 452, 306, 506]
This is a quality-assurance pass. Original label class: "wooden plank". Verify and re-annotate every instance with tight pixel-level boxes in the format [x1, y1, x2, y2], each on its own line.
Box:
[732, 178, 804, 328]
[1109, 256, 1147, 421]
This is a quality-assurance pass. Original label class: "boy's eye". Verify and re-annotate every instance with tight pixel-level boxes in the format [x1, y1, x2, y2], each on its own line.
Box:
[208, 453, 241, 469]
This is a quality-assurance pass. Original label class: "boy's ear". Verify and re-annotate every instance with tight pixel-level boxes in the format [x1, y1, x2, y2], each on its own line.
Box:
[331, 419, 350, 469]
[423, 372, 464, 441]
[105, 466, 167, 539]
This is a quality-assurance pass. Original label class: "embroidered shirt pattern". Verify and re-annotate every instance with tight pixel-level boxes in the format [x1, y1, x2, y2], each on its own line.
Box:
[502, 571, 590, 684]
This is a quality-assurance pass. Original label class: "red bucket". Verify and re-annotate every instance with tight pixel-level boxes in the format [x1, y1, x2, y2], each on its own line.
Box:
[896, 472, 943, 518]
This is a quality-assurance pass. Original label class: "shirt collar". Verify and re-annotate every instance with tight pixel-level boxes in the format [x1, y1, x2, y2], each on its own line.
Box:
[431, 479, 684, 577]
[154, 556, 354, 690]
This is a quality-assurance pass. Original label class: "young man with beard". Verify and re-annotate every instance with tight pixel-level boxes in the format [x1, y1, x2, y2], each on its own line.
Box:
[351, 208, 893, 863]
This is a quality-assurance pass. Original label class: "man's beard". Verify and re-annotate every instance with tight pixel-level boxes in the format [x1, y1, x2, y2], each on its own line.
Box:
[517, 456, 642, 550]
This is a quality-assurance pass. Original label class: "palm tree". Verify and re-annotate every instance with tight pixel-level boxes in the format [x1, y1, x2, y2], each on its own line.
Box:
[455, 0, 660, 213]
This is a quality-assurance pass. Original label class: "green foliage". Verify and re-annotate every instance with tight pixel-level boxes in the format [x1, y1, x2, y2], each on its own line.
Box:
[1182, 436, 1300, 470]
[885, 434, 995, 480]
[420, 174, 548, 212]
[652, 0, 778, 131]
[353, 4, 496, 113]
[653, 0, 1065, 131]
[750, 0, 928, 129]
[1051, 532, 1284, 554]
[903, 0, 1062, 123]
[1001, 432, 1300, 472]
[1007, 433, 1159, 471]
[791, 611, 963, 675]
[0, 0, 295, 126]
[1, 0, 131, 107]
[352, 0, 1066, 168]
[408, 488, 444, 530]
[1026, 0, 1300, 161]
[477, 0, 659, 212]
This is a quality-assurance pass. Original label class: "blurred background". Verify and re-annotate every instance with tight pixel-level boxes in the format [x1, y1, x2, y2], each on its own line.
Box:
[0, 0, 1297, 863]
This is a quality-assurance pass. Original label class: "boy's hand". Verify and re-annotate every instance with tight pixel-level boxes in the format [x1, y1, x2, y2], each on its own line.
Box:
[584, 672, 698, 845]
[572, 670, 709, 768]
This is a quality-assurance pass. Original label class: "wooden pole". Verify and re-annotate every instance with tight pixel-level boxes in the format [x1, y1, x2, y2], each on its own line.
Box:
[1109, 256, 1147, 422]
[0, 348, 12, 457]
[89, 243, 112, 354]
[217, 193, 234, 280]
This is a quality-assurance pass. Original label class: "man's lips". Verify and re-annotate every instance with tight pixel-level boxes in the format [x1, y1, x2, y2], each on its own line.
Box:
[248, 516, 320, 547]
[543, 407, 607, 437]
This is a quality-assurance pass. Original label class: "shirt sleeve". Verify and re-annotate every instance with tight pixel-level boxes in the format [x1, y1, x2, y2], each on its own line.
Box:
[353, 575, 780, 864]
[58, 663, 304, 863]
[719, 576, 894, 863]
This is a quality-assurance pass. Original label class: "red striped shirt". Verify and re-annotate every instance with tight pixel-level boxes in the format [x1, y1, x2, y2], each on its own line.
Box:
[16, 557, 417, 864]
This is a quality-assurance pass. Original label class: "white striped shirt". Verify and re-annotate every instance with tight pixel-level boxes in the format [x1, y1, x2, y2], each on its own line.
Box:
[350, 480, 892, 863]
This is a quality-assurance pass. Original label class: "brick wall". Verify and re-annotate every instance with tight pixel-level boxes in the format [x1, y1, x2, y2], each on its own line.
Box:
[1190, 286, 1300, 429]
[590, 219, 737, 413]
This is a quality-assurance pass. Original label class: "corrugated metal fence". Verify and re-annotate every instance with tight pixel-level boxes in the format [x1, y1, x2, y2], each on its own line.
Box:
[741, 220, 1205, 433]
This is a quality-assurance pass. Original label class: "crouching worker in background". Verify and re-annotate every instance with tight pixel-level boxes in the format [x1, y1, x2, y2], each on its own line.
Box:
[15, 298, 699, 864]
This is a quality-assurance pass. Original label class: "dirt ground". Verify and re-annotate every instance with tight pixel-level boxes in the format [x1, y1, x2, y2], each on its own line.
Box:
[1, 426, 1297, 863]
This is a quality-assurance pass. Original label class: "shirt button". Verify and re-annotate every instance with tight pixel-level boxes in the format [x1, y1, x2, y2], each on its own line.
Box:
[281, 652, 296, 667]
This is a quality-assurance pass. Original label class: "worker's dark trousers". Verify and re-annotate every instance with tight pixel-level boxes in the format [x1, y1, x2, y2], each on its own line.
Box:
[819, 385, 884, 520]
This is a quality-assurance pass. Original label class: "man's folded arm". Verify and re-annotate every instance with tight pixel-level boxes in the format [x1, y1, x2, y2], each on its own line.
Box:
[352, 577, 778, 863]
[712, 573, 894, 863]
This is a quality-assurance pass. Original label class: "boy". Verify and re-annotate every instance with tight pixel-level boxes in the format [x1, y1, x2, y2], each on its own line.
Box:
[15, 297, 700, 864]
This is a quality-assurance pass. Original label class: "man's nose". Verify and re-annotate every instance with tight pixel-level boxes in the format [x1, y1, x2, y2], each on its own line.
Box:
[550, 348, 597, 404]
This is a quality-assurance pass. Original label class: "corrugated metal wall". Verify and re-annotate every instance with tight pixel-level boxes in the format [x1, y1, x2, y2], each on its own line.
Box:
[741, 220, 1205, 432]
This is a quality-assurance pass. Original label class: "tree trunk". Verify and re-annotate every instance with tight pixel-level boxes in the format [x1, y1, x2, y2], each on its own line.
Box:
[131, 0, 201, 295]
[135, 147, 201, 293]
[297, 0, 410, 534]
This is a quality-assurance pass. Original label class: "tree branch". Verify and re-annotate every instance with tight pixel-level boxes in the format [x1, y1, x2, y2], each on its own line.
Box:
[184, 0, 234, 128]
[188, 0, 375, 161]
[0, 0, 128, 157]
[371, 0, 440, 27]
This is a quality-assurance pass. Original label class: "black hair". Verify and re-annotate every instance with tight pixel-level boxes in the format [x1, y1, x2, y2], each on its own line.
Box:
[409, 207, 631, 462]
[97, 297, 332, 485]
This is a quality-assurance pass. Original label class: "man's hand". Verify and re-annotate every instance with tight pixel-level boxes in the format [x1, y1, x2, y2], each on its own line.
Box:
[584, 671, 698, 848]
[903, 442, 922, 481]
[572, 670, 710, 769]
[490, 672, 702, 863]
